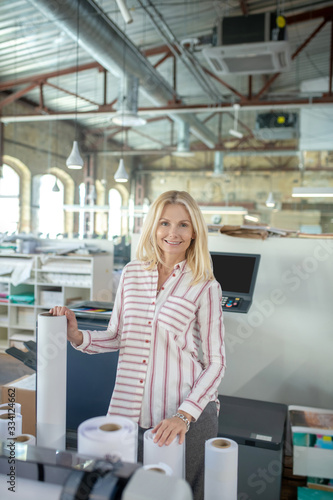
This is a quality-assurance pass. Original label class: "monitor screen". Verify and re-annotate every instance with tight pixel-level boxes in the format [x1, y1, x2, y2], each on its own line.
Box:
[210, 252, 261, 296]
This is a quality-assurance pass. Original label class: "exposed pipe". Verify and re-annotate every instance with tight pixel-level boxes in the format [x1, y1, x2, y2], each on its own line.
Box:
[27, 0, 217, 149]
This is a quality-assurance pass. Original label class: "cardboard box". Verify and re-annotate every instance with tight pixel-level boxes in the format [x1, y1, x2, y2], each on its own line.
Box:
[1, 374, 36, 436]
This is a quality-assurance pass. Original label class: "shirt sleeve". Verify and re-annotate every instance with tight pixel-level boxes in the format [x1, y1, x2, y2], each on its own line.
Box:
[72, 266, 126, 354]
[178, 280, 226, 421]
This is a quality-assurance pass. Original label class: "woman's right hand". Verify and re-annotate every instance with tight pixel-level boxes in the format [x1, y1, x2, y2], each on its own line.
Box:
[49, 306, 83, 346]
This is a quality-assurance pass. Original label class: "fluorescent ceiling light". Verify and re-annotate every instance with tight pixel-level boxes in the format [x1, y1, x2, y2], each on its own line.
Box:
[292, 187, 333, 198]
[244, 214, 259, 222]
[228, 128, 244, 139]
[64, 205, 110, 212]
[199, 206, 248, 215]
[111, 112, 147, 127]
[172, 150, 195, 157]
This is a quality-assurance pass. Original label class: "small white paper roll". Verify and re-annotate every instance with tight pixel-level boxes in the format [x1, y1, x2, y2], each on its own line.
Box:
[37, 313, 67, 450]
[4, 434, 36, 460]
[204, 438, 238, 500]
[78, 415, 138, 463]
[142, 462, 173, 476]
[0, 413, 23, 441]
[13, 434, 36, 445]
[143, 429, 185, 479]
[0, 403, 22, 414]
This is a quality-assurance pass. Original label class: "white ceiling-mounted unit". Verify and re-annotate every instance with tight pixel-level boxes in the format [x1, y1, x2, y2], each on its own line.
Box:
[203, 40, 291, 75]
[202, 12, 291, 75]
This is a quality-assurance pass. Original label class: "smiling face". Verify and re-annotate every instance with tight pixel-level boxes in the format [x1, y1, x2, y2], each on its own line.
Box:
[156, 203, 195, 264]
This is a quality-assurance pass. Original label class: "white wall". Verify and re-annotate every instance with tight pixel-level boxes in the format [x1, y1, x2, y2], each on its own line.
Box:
[131, 233, 333, 410]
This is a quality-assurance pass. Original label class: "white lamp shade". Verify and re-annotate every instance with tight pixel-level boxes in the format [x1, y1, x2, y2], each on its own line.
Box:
[66, 141, 84, 169]
[265, 191, 275, 207]
[114, 158, 129, 182]
[52, 178, 60, 192]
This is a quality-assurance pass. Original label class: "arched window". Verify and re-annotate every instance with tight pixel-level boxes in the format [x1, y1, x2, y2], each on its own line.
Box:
[38, 174, 64, 238]
[108, 188, 122, 239]
[0, 164, 20, 234]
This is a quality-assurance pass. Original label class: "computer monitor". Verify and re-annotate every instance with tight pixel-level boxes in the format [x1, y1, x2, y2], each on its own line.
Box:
[210, 252, 261, 313]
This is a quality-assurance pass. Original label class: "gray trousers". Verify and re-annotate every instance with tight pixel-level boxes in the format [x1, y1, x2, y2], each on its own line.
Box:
[137, 402, 218, 500]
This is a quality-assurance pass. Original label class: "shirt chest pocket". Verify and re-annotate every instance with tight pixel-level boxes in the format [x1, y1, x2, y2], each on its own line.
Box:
[157, 295, 197, 336]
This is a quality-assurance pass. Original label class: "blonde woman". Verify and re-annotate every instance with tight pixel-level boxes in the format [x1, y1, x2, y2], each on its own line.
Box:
[51, 190, 226, 500]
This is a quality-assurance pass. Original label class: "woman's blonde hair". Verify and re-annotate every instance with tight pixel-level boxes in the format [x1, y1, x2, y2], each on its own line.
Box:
[136, 190, 214, 284]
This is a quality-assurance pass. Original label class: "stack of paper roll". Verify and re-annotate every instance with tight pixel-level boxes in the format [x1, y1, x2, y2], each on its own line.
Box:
[0, 403, 22, 414]
[0, 404, 23, 441]
[204, 438, 238, 500]
[78, 415, 138, 462]
[143, 429, 185, 479]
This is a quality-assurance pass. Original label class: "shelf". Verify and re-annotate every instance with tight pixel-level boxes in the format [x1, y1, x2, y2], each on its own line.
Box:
[37, 269, 91, 275]
[0, 251, 112, 349]
[9, 303, 35, 308]
[10, 325, 35, 331]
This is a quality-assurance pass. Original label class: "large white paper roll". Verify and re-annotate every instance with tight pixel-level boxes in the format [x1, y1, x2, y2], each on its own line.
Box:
[0, 403, 22, 414]
[204, 438, 238, 500]
[143, 429, 185, 479]
[37, 312, 67, 450]
[0, 413, 23, 441]
[78, 415, 138, 462]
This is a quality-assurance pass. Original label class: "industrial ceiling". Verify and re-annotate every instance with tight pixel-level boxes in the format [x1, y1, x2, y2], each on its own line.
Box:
[1, 0, 333, 156]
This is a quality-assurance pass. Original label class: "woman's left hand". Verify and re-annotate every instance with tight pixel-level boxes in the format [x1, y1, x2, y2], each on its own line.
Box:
[151, 412, 192, 446]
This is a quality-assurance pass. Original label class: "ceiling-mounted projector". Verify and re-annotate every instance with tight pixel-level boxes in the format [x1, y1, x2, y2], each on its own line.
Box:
[202, 12, 291, 75]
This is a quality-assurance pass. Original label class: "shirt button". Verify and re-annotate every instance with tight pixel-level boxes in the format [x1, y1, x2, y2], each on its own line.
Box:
[143, 359, 146, 364]
[161, 287, 164, 291]
[152, 301, 155, 305]
[140, 380, 143, 384]
[145, 340, 149, 343]
[172, 273, 176, 277]
[148, 321, 151, 325]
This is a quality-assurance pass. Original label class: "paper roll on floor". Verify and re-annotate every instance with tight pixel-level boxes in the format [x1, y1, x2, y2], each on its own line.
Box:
[0, 413, 23, 440]
[0, 403, 22, 414]
[143, 429, 185, 479]
[204, 438, 238, 500]
[37, 313, 67, 450]
[4, 434, 36, 459]
[142, 462, 173, 476]
[78, 415, 138, 462]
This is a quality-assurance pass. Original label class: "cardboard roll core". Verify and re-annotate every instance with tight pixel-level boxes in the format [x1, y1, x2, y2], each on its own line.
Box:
[13, 435, 31, 443]
[99, 423, 122, 432]
[211, 439, 231, 449]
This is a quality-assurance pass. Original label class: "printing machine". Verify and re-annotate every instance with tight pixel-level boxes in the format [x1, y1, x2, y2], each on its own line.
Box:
[0, 441, 192, 500]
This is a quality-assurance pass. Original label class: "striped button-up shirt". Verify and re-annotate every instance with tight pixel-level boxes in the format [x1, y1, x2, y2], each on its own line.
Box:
[75, 259, 226, 428]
